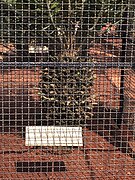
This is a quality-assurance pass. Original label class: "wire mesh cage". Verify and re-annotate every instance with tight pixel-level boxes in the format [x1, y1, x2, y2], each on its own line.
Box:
[0, 0, 135, 179]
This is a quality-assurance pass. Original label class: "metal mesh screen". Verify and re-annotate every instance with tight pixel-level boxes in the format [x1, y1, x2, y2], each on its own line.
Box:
[0, 0, 135, 179]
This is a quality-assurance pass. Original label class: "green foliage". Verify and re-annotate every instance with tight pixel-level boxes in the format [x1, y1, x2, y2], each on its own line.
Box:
[2, 0, 16, 4]
[0, 0, 128, 49]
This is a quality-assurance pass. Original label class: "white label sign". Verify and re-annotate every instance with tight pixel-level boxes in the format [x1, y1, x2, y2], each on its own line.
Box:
[25, 126, 83, 147]
[29, 45, 48, 53]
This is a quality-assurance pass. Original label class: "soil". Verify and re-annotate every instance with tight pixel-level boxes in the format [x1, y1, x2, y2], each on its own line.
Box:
[0, 67, 42, 133]
[0, 134, 90, 180]
[0, 129, 134, 179]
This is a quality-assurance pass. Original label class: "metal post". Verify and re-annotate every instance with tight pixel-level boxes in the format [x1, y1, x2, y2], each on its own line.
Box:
[117, 8, 128, 127]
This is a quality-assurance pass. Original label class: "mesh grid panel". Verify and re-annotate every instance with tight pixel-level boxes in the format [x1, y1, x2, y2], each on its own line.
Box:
[0, 0, 135, 179]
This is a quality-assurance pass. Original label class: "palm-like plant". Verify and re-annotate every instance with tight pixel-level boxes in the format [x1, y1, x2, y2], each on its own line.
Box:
[40, 0, 127, 126]
[40, 0, 95, 125]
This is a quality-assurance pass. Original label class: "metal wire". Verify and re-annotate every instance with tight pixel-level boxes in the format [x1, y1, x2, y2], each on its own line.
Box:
[0, 0, 135, 179]
[0, 61, 134, 68]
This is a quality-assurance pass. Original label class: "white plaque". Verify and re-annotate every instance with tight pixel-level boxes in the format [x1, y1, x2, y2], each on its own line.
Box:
[25, 126, 83, 147]
[29, 45, 48, 53]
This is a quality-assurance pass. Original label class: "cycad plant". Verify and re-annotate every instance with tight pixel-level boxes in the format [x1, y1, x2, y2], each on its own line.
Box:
[40, 0, 126, 126]
[41, 60, 94, 126]
[40, 0, 95, 126]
